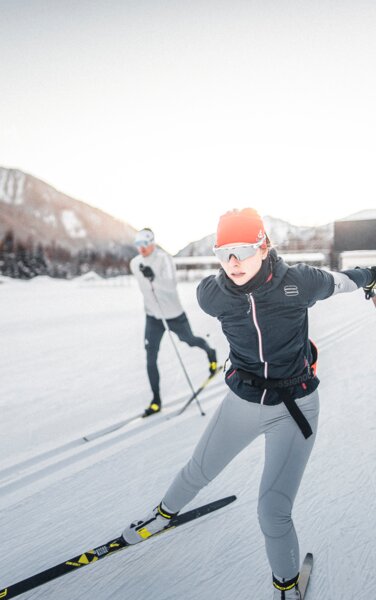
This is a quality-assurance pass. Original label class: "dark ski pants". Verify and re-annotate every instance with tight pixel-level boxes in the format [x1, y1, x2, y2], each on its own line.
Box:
[145, 313, 211, 401]
[162, 389, 319, 580]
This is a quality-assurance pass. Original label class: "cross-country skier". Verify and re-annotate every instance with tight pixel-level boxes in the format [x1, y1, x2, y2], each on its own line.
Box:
[124, 210, 376, 598]
[130, 228, 217, 417]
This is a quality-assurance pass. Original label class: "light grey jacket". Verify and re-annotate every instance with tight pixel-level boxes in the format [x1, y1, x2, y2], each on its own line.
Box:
[130, 248, 184, 319]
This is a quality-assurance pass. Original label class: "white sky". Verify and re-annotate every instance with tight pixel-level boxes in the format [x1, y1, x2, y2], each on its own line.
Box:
[1, 0, 376, 253]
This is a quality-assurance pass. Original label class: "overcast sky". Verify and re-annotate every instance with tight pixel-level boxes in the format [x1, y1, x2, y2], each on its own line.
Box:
[1, 0, 376, 253]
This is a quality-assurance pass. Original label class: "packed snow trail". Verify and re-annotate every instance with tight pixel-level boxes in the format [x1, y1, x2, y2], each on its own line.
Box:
[0, 279, 375, 599]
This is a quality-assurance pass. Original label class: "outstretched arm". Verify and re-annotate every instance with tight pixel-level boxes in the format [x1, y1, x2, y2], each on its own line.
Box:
[331, 266, 376, 306]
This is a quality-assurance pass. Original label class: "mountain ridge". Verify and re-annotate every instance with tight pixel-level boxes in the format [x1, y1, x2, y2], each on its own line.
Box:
[1, 166, 374, 261]
[0, 166, 136, 255]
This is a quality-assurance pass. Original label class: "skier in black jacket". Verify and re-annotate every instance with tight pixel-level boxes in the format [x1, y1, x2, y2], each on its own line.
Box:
[123, 208, 376, 599]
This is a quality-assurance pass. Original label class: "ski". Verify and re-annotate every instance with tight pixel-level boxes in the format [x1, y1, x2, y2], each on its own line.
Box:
[83, 366, 223, 440]
[0, 495, 236, 599]
[83, 413, 143, 441]
[299, 552, 313, 599]
[177, 365, 223, 416]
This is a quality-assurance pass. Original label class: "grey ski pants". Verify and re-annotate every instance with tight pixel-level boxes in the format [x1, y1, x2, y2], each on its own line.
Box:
[162, 389, 319, 579]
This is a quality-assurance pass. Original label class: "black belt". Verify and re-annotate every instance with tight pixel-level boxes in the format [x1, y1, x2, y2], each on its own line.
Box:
[237, 369, 314, 439]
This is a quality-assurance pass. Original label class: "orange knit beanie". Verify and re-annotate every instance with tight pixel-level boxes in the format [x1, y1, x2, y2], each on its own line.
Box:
[216, 208, 266, 247]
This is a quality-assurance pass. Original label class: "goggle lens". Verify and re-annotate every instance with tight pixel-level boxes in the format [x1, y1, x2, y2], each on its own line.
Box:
[213, 237, 265, 262]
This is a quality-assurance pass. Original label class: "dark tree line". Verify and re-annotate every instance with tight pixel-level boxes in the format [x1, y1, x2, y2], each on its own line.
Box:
[0, 231, 135, 279]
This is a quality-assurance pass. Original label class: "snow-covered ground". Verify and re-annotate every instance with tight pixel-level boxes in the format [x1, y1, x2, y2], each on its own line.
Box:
[0, 275, 375, 599]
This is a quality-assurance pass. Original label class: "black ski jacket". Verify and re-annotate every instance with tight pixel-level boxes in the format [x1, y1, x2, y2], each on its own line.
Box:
[197, 251, 370, 405]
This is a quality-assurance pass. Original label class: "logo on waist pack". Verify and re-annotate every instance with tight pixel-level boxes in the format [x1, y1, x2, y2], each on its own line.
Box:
[284, 285, 299, 296]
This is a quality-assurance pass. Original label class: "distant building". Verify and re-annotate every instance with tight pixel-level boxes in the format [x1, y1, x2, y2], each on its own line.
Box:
[332, 218, 376, 269]
[174, 256, 218, 281]
[279, 252, 327, 266]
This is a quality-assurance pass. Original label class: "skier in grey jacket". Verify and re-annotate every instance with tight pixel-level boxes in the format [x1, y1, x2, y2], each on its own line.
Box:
[130, 228, 217, 416]
[124, 210, 376, 599]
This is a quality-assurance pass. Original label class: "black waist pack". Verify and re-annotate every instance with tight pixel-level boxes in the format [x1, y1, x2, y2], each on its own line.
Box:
[237, 368, 315, 439]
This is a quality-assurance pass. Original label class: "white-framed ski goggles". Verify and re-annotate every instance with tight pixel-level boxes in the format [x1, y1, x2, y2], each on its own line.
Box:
[213, 236, 266, 262]
[135, 239, 153, 248]
[135, 229, 155, 248]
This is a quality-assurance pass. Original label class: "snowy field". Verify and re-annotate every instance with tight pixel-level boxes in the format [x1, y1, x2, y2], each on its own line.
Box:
[1, 275, 375, 599]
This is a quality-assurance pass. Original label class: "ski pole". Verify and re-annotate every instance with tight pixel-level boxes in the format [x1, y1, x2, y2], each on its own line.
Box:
[177, 369, 220, 416]
[149, 281, 205, 416]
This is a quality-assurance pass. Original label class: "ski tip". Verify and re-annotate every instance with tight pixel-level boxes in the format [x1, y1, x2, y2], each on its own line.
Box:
[222, 494, 237, 504]
[207, 494, 237, 510]
[304, 552, 313, 563]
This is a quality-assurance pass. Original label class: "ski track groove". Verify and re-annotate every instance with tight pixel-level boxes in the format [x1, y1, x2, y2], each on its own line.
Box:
[0, 380, 226, 507]
[0, 315, 368, 506]
[1, 304, 368, 497]
[1, 311, 366, 495]
[0, 375, 225, 479]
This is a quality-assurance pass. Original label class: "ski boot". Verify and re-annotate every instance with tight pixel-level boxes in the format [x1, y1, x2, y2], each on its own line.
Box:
[122, 502, 178, 544]
[207, 348, 218, 375]
[272, 573, 301, 599]
[143, 398, 161, 417]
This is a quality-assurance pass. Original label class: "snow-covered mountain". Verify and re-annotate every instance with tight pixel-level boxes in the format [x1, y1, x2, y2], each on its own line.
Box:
[177, 215, 334, 257]
[0, 166, 137, 255]
[1, 166, 373, 261]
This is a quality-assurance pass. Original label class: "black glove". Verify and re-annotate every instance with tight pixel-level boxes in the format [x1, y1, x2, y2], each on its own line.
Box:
[364, 266, 376, 300]
[139, 264, 155, 282]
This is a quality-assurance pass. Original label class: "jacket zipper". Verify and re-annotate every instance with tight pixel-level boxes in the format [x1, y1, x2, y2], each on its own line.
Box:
[247, 293, 268, 405]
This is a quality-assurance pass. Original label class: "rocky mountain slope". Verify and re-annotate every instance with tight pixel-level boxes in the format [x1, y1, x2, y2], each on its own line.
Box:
[0, 167, 136, 255]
